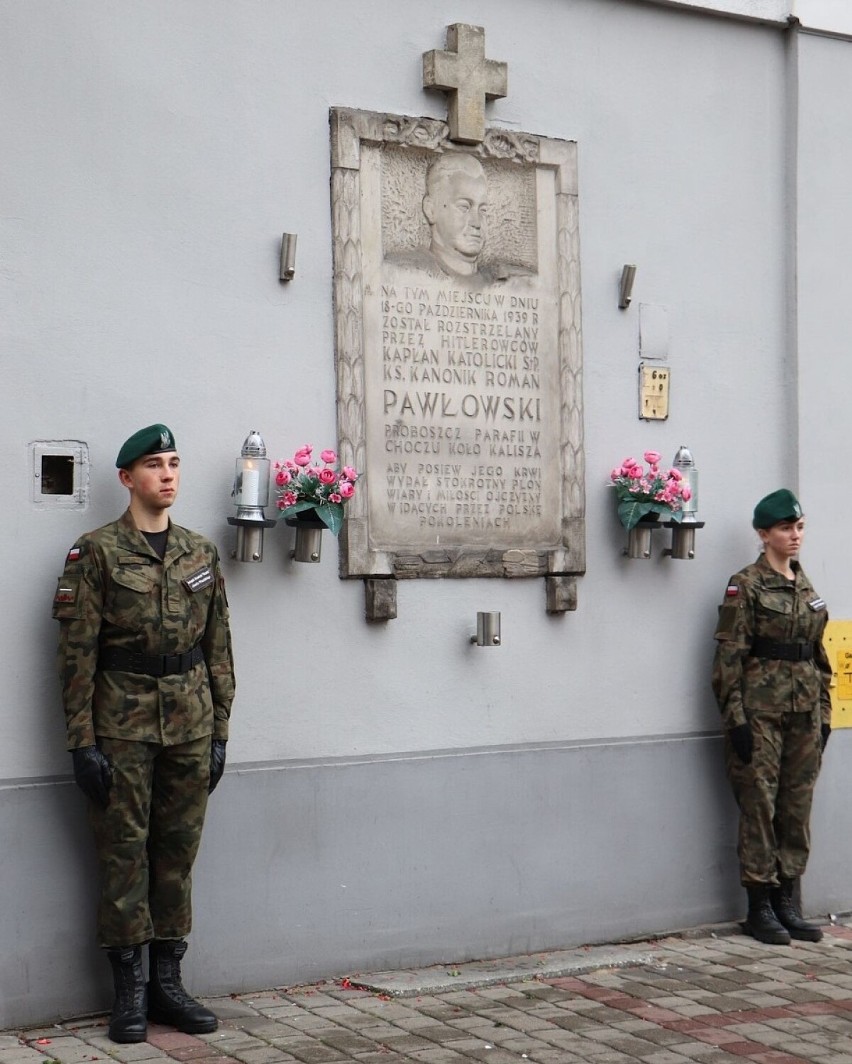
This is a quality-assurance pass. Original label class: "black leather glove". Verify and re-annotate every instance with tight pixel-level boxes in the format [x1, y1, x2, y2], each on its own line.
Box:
[728, 723, 754, 765]
[71, 745, 113, 808]
[208, 739, 227, 794]
[821, 722, 831, 751]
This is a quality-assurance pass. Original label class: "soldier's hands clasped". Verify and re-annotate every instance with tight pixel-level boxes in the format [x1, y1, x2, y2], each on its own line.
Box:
[728, 723, 754, 765]
[71, 745, 113, 807]
[208, 739, 227, 794]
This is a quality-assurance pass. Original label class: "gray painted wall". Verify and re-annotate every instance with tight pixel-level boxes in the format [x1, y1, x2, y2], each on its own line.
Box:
[795, 30, 852, 607]
[3, 0, 852, 1029]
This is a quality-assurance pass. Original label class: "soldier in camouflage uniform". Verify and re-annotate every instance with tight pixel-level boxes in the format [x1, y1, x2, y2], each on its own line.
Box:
[712, 489, 830, 945]
[52, 424, 235, 1043]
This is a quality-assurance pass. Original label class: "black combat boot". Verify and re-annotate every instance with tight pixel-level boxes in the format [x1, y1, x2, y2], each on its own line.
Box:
[743, 885, 792, 945]
[771, 878, 824, 942]
[147, 939, 217, 1033]
[105, 946, 147, 1043]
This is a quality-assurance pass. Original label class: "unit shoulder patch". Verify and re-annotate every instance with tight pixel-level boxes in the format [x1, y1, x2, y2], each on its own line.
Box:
[52, 575, 83, 619]
[54, 580, 77, 605]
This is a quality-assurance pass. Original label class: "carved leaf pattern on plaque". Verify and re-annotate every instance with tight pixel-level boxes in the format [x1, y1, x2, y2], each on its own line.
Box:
[331, 166, 367, 521]
[558, 192, 584, 540]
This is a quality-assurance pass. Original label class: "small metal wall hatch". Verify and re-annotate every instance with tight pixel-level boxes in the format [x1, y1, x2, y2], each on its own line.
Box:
[30, 441, 89, 509]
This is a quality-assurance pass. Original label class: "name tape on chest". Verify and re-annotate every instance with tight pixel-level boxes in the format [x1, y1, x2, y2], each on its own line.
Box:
[183, 565, 214, 593]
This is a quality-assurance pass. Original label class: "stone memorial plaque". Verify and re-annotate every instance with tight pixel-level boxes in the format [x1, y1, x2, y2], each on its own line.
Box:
[330, 107, 585, 594]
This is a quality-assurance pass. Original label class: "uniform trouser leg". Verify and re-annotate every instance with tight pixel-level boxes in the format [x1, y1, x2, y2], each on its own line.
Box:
[725, 709, 821, 886]
[148, 736, 211, 940]
[89, 736, 211, 947]
[774, 710, 821, 880]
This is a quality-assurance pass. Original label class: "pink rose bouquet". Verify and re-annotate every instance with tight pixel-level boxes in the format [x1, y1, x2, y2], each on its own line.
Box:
[610, 450, 692, 529]
[273, 445, 360, 535]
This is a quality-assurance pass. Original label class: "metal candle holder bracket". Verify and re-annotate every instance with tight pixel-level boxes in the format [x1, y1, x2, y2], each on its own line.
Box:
[663, 516, 706, 560]
[622, 518, 706, 560]
[623, 522, 655, 560]
[284, 511, 328, 563]
[621, 446, 704, 561]
[228, 431, 276, 562]
[664, 445, 703, 559]
[290, 524, 323, 563]
[470, 611, 501, 646]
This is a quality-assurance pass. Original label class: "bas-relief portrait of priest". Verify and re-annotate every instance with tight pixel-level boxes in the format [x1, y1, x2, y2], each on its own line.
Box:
[382, 149, 536, 286]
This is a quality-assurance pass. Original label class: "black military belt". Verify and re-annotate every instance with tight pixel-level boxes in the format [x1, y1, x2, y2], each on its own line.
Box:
[98, 644, 204, 677]
[750, 637, 814, 661]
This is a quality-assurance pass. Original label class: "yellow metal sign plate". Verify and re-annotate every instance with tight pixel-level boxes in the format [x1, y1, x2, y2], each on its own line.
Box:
[823, 620, 852, 728]
[638, 363, 669, 420]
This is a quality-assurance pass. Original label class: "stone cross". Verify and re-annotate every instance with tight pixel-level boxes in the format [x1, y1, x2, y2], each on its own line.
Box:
[422, 24, 507, 144]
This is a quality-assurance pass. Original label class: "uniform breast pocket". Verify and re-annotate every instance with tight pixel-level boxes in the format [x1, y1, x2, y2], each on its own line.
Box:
[755, 589, 792, 638]
[104, 566, 159, 632]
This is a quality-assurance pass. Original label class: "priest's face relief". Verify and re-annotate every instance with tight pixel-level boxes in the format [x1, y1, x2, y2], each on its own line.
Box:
[422, 155, 488, 277]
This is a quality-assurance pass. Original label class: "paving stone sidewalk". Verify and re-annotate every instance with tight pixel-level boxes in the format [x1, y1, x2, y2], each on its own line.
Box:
[5, 921, 852, 1064]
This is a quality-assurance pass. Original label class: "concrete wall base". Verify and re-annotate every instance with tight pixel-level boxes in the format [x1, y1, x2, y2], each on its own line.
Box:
[3, 733, 849, 1029]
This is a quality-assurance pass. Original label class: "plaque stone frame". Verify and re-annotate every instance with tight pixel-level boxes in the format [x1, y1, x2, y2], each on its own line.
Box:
[330, 107, 585, 616]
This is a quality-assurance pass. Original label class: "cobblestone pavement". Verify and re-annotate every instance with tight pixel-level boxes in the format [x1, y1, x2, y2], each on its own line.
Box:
[5, 922, 852, 1064]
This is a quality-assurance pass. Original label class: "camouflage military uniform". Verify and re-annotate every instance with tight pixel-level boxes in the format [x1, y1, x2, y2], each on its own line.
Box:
[53, 509, 235, 946]
[712, 553, 831, 886]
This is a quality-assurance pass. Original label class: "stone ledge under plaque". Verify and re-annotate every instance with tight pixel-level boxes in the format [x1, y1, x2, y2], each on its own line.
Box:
[364, 577, 398, 622]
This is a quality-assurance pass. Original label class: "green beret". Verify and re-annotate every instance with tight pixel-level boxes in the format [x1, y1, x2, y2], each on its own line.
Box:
[752, 488, 803, 529]
[115, 424, 177, 469]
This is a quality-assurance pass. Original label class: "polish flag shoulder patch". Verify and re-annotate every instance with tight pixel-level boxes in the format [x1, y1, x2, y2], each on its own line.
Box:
[66, 545, 84, 564]
[725, 584, 739, 597]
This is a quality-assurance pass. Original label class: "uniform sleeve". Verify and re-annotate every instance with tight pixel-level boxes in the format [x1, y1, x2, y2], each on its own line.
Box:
[201, 553, 235, 741]
[815, 619, 833, 726]
[711, 574, 754, 730]
[51, 543, 105, 750]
